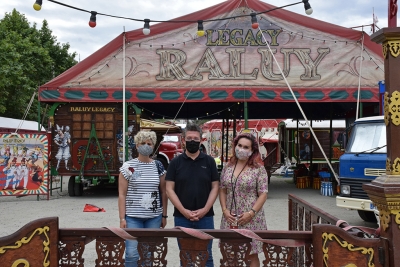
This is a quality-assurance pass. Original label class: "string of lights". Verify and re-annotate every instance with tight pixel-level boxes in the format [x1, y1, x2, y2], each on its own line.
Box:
[134, 102, 242, 120]
[33, 0, 313, 33]
[32, 0, 383, 73]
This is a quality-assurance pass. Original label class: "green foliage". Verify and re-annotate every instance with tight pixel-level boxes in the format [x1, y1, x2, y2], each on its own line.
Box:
[0, 9, 77, 122]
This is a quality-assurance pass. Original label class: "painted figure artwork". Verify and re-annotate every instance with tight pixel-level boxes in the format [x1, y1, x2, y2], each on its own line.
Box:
[117, 125, 135, 163]
[54, 125, 71, 170]
[0, 133, 48, 195]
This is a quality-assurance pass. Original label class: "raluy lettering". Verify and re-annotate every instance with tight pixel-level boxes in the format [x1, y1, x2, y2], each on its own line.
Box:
[156, 49, 191, 81]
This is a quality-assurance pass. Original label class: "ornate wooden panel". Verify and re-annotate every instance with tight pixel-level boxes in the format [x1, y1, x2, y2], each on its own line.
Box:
[95, 236, 125, 267]
[137, 237, 168, 266]
[0, 217, 59, 267]
[58, 236, 86, 267]
[179, 238, 210, 267]
[220, 238, 251, 266]
[312, 224, 388, 267]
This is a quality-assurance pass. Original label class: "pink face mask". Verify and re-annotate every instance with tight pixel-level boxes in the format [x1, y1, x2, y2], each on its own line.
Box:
[235, 147, 252, 160]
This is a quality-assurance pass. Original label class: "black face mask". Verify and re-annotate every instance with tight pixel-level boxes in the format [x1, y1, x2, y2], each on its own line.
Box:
[186, 140, 200, 154]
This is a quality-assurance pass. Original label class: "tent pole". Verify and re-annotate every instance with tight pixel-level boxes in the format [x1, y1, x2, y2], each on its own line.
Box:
[244, 102, 248, 129]
[123, 30, 126, 163]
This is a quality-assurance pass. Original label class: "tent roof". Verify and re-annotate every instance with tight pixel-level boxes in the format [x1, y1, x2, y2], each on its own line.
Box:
[38, 0, 384, 120]
[140, 119, 182, 133]
[0, 117, 45, 132]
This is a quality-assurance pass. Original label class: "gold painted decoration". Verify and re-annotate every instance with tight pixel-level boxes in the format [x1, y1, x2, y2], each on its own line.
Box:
[392, 158, 400, 175]
[395, 211, 400, 229]
[11, 259, 30, 267]
[388, 40, 400, 58]
[386, 158, 392, 175]
[383, 42, 388, 59]
[0, 226, 50, 267]
[322, 232, 374, 267]
[384, 92, 390, 126]
[389, 91, 400, 126]
[378, 208, 391, 231]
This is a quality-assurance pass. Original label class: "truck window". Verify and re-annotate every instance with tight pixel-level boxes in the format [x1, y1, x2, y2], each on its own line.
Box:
[162, 135, 179, 142]
[347, 123, 386, 153]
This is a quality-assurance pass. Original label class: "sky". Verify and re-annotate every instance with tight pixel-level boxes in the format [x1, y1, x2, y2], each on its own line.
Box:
[0, 0, 391, 61]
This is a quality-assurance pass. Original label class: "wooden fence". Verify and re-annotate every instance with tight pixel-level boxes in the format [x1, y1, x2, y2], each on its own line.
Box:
[1, 194, 386, 267]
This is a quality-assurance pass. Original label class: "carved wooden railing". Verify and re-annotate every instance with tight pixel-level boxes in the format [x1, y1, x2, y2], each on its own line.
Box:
[1, 195, 385, 267]
[288, 193, 340, 267]
[288, 193, 339, 232]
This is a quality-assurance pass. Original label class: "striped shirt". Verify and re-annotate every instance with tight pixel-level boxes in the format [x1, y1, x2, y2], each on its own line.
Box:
[120, 158, 166, 218]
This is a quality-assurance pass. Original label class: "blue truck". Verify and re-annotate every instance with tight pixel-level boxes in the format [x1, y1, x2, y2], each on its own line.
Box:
[336, 116, 386, 222]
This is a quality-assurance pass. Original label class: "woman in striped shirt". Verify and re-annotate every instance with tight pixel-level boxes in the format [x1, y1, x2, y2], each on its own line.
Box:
[118, 130, 168, 267]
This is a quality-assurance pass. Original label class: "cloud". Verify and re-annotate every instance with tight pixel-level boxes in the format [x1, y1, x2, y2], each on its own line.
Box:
[0, 0, 393, 61]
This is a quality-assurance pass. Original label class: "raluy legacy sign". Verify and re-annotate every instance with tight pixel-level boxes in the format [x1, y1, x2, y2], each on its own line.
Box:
[67, 10, 383, 89]
[155, 29, 329, 82]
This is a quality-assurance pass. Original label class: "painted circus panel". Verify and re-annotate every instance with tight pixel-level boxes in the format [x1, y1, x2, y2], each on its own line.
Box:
[50, 103, 138, 177]
[0, 133, 49, 196]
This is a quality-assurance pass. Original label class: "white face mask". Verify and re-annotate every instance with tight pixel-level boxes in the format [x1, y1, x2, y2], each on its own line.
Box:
[235, 147, 252, 160]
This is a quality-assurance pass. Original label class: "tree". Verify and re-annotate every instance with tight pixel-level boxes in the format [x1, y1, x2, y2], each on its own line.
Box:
[0, 9, 77, 122]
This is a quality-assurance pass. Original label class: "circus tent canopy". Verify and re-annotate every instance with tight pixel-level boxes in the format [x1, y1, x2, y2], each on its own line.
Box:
[38, 0, 384, 119]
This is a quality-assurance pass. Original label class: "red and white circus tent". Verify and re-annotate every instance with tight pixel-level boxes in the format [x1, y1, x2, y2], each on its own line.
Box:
[38, 0, 384, 119]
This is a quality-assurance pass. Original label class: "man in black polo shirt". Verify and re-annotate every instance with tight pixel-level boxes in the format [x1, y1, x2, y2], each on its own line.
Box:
[166, 123, 219, 267]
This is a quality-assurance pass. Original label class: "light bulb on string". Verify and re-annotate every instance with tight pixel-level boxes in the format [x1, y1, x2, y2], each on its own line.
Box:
[33, 0, 42, 11]
[302, 0, 313, 15]
[197, 20, 205, 37]
[250, 13, 258, 29]
[89, 11, 97, 28]
[143, 19, 151, 35]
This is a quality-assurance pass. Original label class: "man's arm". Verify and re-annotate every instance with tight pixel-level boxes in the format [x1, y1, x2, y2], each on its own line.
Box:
[166, 181, 196, 220]
[192, 180, 219, 219]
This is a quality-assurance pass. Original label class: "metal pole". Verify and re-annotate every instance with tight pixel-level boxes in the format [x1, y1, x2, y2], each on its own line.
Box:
[122, 30, 126, 163]
[244, 102, 248, 129]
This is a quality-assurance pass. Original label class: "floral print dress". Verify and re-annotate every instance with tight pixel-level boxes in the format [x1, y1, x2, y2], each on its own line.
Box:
[220, 163, 269, 254]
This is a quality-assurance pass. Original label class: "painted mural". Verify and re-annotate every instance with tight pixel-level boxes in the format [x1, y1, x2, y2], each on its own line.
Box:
[0, 133, 49, 196]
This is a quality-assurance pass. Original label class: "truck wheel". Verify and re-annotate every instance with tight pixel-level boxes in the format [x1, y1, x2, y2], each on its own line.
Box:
[357, 210, 377, 223]
[74, 182, 84, 196]
[68, 176, 75, 197]
[157, 157, 168, 169]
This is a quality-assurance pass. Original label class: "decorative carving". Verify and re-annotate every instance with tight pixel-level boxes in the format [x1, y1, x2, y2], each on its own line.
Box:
[95, 240, 125, 266]
[378, 208, 391, 231]
[58, 240, 85, 267]
[140, 121, 155, 127]
[383, 42, 388, 59]
[137, 238, 168, 266]
[305, 210, 311, 231]
[11, 259, 30, 267]
[384, 92, 390, 126]
[395, 211, 400, 229]
[299, 206, 305, 231]
[388, 41, 400, 58]
[322, 233, 375, 267]
[220, 240, 251, 266]
[0, 227, 50, 267]
[178, 238, 210, 267]
[386, 158, 392, 175]
[389, 91, 400, 125]
[392, 158, 400, 175]
[263, 243, 295, 267]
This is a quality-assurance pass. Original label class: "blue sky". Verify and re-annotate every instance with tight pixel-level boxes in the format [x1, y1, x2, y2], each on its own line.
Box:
[0, 0, 390, 61]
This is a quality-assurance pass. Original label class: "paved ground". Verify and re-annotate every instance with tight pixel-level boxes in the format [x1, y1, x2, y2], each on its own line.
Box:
[0, 175, 377, 266]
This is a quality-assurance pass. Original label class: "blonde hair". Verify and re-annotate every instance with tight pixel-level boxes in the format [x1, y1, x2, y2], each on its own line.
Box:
[134, 130, 157, 145]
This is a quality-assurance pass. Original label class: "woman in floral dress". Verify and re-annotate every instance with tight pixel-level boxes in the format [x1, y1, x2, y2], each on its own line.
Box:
[219, 133, 268, 267]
